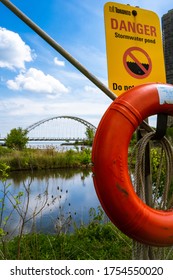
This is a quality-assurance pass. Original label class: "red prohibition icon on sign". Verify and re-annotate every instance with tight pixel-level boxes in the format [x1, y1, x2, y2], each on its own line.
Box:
[123, 46, 152, 79]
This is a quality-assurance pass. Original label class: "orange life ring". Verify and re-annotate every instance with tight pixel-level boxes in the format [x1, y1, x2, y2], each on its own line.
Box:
[92, 83, 173, 247]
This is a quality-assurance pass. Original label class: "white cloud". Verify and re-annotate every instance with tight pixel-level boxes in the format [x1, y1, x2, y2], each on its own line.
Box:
[7, 67, 69, 95]
[0, 97, 45, 116]
[54, 57, 65, 67]
[84, 85, 100, 94]
[0, 27, 34, 70]
[0, 96, 109, 121]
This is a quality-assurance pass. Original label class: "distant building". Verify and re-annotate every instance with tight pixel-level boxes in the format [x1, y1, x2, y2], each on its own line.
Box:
[162, 9, 173, 84]
[162, 9, 173, 126]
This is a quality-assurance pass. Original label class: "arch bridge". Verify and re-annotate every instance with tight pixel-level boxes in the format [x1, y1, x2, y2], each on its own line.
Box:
[26, 115, 97, 142]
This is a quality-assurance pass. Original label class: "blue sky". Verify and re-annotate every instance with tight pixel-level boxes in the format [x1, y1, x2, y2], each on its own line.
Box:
[0, 0, 173, 136]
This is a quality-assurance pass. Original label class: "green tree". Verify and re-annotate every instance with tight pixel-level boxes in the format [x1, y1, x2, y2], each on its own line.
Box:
[5, 128, 28, 150]
[85, 127, 95, 146]
[166, 126, 173, 143]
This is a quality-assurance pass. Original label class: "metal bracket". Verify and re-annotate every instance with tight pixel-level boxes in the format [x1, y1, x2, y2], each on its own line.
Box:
[153, 113, 168, 140]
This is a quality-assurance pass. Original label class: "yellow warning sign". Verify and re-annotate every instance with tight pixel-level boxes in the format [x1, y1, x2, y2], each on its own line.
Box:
[104, 2, 166, 95]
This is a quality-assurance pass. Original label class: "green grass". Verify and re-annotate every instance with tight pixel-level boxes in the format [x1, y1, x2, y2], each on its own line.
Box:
[0, 146, 92, 171]
[0, 222, 132, 260]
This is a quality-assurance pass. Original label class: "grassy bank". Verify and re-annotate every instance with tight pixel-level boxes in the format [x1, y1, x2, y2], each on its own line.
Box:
[0, 146, 91, 171]
[0, 216, 132, 260]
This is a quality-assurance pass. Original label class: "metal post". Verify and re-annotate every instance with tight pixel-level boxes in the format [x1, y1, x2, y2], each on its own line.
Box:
[0, 0, 116, 101]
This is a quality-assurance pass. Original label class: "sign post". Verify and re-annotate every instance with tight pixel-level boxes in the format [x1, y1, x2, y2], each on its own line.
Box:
[104, 2, 166, 96]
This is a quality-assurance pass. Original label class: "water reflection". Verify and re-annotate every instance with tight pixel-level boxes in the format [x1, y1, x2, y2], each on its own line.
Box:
[0, 168, 100, 237]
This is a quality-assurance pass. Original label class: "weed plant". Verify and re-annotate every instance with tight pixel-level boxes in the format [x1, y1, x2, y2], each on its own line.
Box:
[0, 207, 132, 260]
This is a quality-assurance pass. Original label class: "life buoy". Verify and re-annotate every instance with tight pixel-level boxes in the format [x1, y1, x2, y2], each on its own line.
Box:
[92, 83, 173, 247]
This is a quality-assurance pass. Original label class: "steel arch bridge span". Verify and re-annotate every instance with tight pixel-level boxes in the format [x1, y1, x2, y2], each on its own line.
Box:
[26, 116, 97, 141]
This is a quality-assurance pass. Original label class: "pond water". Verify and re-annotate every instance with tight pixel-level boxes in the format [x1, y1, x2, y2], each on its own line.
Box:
[0, 168, 101, 237]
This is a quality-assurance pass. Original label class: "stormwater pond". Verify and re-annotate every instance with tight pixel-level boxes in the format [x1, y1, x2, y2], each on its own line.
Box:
[0, 168, 100, 237]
